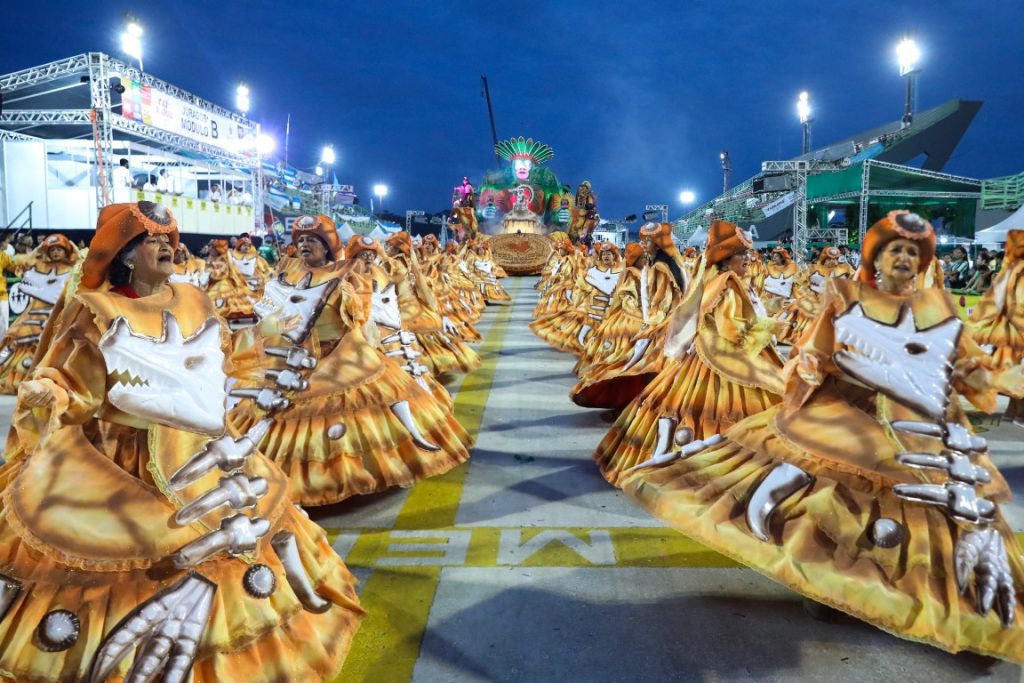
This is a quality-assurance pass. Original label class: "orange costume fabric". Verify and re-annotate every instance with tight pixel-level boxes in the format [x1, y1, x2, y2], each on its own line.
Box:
[0, 202, 363, 681]
[623, 213, 1024, 663]
[232, 252, 471, 506]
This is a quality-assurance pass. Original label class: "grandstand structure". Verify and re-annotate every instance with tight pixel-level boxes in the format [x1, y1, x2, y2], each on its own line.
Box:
[0, 52, 263, 235]
[674, 99, 985, 259]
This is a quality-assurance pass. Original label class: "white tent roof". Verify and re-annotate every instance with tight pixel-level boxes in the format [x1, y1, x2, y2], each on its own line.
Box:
[337, 222, 357, 241]
[975, 205, 1024, 244]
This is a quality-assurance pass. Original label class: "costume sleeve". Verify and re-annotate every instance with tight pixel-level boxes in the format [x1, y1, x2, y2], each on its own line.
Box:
[29, 299, 107, 426]
[781, 279, 843, 410]
[646, 266, 680, 327]
[712, 282, 777, 355]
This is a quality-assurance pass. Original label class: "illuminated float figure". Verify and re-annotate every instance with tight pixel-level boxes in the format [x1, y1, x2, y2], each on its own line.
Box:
[970, 229, 1024, 422]
[778, 245, 855, 344]
[760, 246, 801, 316]
[574, 243, 648, 376]
[530, 241, 622, 354]
[232, 217, 471, 505]
[0, 233, 78, 394]
[449, 176, 479, 242]
[624, 211, 1024, 663]
[0, 203, 363, 681]
[567, 181, 599, 245]
[571, 223, 688, 409]
[594, 221, 784, 486]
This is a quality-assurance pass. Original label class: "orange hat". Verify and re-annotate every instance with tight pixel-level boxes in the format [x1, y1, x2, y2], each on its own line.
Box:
[624, 242, 644, 267]
[82, 202, 179, 289]
[639, 222, 675, 250]
[236, 236, 252, 248]
[818, 246, 841, 264]
[1004, 229, 1024, 266]
[446, 240, 459, 254]
[705, 220, 753, 266]
[683, 246, 698, 258]
[423, 234, 440, 248]
[41, 233, 75, 259]
[560, 238, 573, 253]
[291, 214, 343, 260]
[771, 246, 791, 263]
[210, 239, 229, 256]
[859, 210, 936, 284]
[346, 235, 381, 258]
[748, 250, 763, 263]
[385, 231, 412, 255]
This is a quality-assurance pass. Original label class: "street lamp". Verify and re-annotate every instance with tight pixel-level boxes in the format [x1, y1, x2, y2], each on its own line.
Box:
[235, 84, 250, 115]
[797, 91, 813, 155]
[373, 184, 389, 214]
[679, 190, 696, 205]
[120, 19, 144, 71]
[896, 37, 921, 128]
[719, 151, 731, 194]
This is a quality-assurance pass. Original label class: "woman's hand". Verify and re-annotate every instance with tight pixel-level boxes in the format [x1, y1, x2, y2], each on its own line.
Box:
[19, 378, 69, 408]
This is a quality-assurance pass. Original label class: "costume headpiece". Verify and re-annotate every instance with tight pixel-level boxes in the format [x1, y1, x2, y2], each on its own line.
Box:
[624, 242, 644, 267]
[42, 233, 75, 259]
[494, 136, 554, 165]
[593, 241, 620, 263]
[291, 214, 343, 260]
[1004, 229, 1024, 266]
[210, 239, 229, 256]
[639, 222, 676, 250]
[859, 210, 935, 284]
[818, 246, 841, 264]
[346, 234, 380, 258]
[705, 220, 753, 266]
[82, 201, 179, 289]
[771, 246, 791, 263]
[386, 231, 413, 255]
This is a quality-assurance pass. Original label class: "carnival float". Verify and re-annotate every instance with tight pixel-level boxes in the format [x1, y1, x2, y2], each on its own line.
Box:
[457, 137, 599, 275]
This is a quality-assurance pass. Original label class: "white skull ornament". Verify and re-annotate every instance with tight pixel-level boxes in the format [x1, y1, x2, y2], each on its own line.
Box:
[98, 312, 227, 435]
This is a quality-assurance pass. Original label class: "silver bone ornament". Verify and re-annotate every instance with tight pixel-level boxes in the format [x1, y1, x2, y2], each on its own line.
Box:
[265, 345, 317, 370]
[746, 463, 813, 542]
[955, 528, 1017, 627]
[170, 419, 272, 490]
[99, 313, 227, 436]
[18, 267, 71, 305]
[254, 272, 338, 345]
[390, 400, 440, 451]
[174, 473, 269, 526]
[370, 280, 404, 331]
[833, 303, 959, 421]
[229, 387, 291, 413]
[271, 531, 331, 613]
[88, 572, 215, 683]
[172, 514, 271, 568]
[893, 480, 996, 524]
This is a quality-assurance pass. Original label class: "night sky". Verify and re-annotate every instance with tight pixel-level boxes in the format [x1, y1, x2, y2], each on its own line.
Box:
[3, 1, 1022, 220]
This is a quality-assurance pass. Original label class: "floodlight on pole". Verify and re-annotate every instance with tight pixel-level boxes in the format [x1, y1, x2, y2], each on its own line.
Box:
[797, 91, 813, 155]
[315, 165, 323, 177]
[320, 145, 336, 166]
[256, 133, 275, 156]
[897, 37, 921, 128]
[120, 19, 144, 71]
[679, 190, 696, 205]
[374, 184, 389, 213]
[235, 84, 250, 115]
[719, 151, 731, 194]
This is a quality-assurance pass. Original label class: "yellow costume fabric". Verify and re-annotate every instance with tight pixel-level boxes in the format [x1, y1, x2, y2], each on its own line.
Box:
[623, 277, 1024, 663]
[0, 283, 363, 681]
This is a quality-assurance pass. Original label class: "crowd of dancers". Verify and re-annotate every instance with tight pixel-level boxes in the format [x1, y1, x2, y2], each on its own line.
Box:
[0, 201, 511, 681]
[531, 215, 1024, 664]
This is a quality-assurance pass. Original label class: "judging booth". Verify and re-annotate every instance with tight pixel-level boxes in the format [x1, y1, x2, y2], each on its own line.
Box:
[0, 52, 263, 236]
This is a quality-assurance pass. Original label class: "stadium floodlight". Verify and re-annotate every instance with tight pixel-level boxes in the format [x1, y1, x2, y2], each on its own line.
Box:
[320, 145, 336, 165]
[315, 165, 324, 177]
[121, 20, 144, 71]
[896, 37, 921, 76]
[236, 84, 250, 114]
[374, 184, 389, 213]
[797, 91, 813, 154]
[719, 150, 731, 194]
[679, 190, 696, 205]
[797, 91, 811, 124]
[256, 133, 275, 156]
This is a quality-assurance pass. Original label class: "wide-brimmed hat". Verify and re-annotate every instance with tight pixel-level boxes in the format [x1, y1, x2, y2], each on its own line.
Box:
[859, 210, 935, 283]
[705, 220, 753, 266]
[291, 214, 344, 260]
[82, 202, 179, 289]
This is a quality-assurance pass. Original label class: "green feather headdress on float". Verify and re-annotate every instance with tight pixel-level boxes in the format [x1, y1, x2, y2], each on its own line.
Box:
[494, 137, 555, 165]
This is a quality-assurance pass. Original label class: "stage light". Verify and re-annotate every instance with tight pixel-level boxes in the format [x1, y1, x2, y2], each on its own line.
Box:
[897, 37, 920, 76]
[236, 84, 250, 114]
[256, 133, 275, 155]
[320, 145, 336, 165]
[374, 184, 389, 213]
[679, 190, 696, 204]
[315, 165, 324, 176]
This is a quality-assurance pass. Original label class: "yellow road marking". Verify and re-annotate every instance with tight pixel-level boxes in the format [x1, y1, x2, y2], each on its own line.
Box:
[338, 293, 516, 681]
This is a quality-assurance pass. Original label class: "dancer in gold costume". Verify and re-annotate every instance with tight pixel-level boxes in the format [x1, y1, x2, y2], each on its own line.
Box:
[624, 211, 1024, 663]
[570, 223, 688, 409]
[232, 216, 470, 506]
[0, 202, 363, 682]
[594, 221, 784, 485]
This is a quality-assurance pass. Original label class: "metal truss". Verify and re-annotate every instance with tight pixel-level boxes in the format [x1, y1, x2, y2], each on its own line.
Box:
[0, 53, 91, 93]
[109, 115, 254, 168]
[864, 159, 980, 187]
[761, 159, 849, 173]
[857, 162, 871, 246]
[0, 129, 43, 142]
[0, 109, 92, 125]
